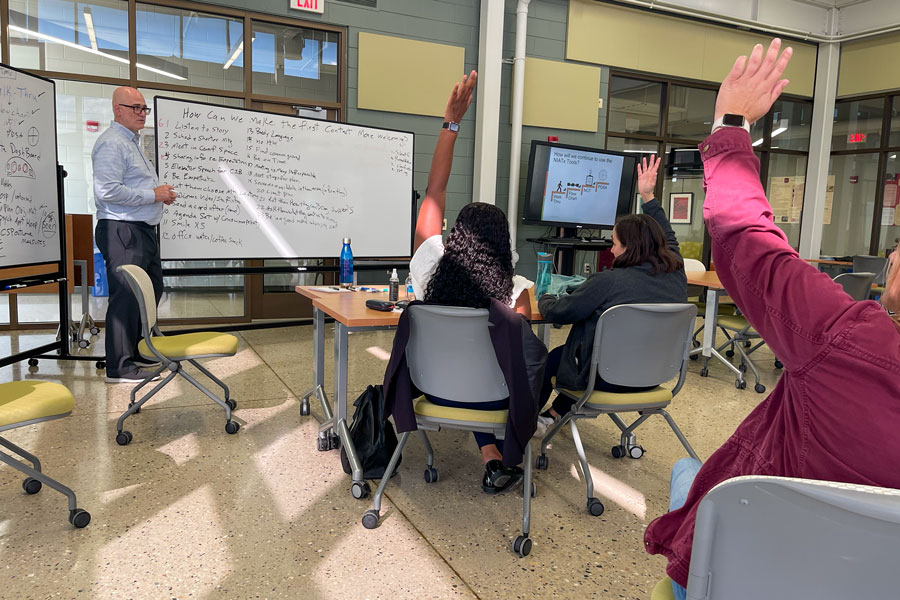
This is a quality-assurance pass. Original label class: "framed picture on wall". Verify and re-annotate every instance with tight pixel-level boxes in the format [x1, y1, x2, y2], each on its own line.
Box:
[669, 192, 693, 224]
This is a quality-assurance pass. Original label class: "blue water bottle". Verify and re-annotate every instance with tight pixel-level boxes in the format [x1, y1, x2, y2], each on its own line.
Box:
[339, 237, 354, 287]
[535, 252, 552, 298]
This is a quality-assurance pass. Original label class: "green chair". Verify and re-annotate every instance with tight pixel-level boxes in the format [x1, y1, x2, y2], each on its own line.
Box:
[0, 381, 91, 527]
[536, 304, 700, 516]
[115, 264, 241, 445]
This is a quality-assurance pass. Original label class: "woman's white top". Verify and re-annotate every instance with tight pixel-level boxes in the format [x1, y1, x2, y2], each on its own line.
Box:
[409, 235, 533, 308]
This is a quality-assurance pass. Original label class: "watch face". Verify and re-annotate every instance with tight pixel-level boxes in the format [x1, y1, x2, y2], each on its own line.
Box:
[447, 122, 459, 132]
[723, 114, 745, 127]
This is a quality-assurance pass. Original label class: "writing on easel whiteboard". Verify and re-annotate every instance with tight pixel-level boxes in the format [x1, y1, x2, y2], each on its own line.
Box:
[0, 65, 58, 264]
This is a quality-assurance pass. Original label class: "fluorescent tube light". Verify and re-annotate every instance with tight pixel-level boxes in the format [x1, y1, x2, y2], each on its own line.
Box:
[752, 138, 764, 146]
[83, 7, 98, 52]
[771, 118, 789, 138]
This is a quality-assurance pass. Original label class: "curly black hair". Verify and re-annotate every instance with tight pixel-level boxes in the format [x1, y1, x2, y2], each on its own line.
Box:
[424, 202, 514, 308]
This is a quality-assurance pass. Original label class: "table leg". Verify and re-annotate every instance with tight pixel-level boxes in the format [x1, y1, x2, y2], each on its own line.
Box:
[300, 307, 330, 420]
[334, 322, 368, 499]
[700, 289, 743, 381]
[537, 323, 551, 348]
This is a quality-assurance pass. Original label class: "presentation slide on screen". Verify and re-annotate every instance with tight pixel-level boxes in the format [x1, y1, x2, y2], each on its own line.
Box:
[541, 147, 624, 225]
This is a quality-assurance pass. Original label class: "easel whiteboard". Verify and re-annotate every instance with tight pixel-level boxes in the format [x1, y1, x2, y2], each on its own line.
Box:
[154, 97, 415, 260]
[0, 64, 61, 268]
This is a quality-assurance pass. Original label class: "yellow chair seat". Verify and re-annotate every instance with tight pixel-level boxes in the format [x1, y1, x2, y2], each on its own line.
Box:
[716, 313, 756, 333]
[413, 397, 508, 424]
[651, 577, 676, 600]
[139, 332, 238, 360]
[0, 381, 74, 428]
[556, 384, 672, 407]
[872, 286, 885, 296]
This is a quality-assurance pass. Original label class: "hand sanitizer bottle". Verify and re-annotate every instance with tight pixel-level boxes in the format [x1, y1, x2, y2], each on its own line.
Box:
[389, 268, 400, 302]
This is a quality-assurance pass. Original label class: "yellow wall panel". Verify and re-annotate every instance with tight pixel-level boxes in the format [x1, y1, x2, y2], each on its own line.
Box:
[567, 0, 816, 97]
[839, 33, 900, 97]
[521, 57, 601, 132]
[357, 32, 465, 117]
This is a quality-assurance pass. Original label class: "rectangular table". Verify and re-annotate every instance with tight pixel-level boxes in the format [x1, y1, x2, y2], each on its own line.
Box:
[295, 286, 548, 499]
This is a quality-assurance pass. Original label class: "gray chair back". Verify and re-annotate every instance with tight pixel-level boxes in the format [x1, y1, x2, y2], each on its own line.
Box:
[117, 264, 156, 334]
[406, 304, 509, 403]
[687, 476, 900, 600]
[853, 255, 888, 285]
[833, 272, 876, 301]
[590, 303, 698, 389]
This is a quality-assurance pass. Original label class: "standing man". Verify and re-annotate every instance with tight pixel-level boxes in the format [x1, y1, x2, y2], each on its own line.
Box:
[93, 87, 175, 383]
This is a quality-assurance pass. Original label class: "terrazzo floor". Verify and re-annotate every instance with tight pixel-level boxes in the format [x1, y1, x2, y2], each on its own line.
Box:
[0, 321, 782, 600]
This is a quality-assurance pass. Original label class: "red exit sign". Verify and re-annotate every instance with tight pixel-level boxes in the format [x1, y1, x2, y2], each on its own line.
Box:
[848, 133, 867, 143]
[290, 0, 323, 12]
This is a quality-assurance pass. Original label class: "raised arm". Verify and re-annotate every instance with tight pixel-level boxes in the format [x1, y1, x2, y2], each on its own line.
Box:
[413, 71, 477, 251]
[884, 246, 900, 313]
[703, 39, 862, 371]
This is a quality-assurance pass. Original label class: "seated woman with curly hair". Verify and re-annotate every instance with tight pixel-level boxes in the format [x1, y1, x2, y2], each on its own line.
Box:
[407, 71, 535, 493]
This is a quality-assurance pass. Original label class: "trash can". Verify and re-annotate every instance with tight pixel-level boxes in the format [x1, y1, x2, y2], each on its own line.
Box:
[91, 247, 108, 297]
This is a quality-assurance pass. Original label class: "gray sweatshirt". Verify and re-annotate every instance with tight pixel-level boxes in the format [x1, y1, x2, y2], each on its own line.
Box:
[538, 198, 688, 390]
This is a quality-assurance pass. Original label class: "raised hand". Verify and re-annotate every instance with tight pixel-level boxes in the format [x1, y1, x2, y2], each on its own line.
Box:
[443, 70, 477, 124]
[714, 38, 793, 126]
[637, 155, 661, 203]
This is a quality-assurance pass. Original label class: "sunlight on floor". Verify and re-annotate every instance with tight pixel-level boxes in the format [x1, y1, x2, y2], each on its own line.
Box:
[365, 346, 391, 361]
[570, 463, 647, 519]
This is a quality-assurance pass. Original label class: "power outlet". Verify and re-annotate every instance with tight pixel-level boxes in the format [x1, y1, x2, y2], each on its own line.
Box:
[442, 218, 447, 231]
[583, 263, 592, 275]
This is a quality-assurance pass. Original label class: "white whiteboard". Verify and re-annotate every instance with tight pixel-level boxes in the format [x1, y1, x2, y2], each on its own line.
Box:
[154, 97, 415, 260]
[0, 64, 61, 268]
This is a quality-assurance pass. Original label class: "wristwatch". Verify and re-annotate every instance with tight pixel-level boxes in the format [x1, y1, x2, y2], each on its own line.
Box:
[442, 121, 460, 133]
[711, 113, 750, 134]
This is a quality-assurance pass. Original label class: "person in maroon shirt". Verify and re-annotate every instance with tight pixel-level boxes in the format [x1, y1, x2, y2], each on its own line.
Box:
[644, 39, 900, 599]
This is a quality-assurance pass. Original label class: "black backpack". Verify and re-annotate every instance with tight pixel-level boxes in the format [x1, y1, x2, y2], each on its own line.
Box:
[340, 385, 401, 479]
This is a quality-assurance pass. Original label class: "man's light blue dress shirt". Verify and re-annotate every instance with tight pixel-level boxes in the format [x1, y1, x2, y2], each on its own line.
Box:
[92, 121, 162, 225]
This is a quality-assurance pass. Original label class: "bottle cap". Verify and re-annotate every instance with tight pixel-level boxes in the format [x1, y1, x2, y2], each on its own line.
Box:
[342, 237, 351, 244]
[391, 268, 398, 279]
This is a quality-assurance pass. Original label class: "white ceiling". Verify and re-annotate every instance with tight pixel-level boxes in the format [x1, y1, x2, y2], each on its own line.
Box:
[612, 0, 900, 40]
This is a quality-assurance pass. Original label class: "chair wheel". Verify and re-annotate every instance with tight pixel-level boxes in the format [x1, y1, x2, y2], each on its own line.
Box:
[726, 349, 735, 358]
[691, 340, 700, 348]
[69, 508, 91, 528]
[628, 445, 644, 459]
[28, 358, 38, 367]
[739, 363, 748, 373]
[316, 434, 330, 452]
[116, 431, 133, 446]
[22, 477, 42, 494]
[96, 361, 106, 369]
[754, 383, 766, 394]
[225, 399, 237, 411]
[225, 421, 240, 434]
[361, 509, 379, 529]
[78, 339, 89, 348]
[424, 467, 439, 483]
[351, 481, 370, 500]
[529, 482, 537, 498]
[587, 497, 605, 517]
[512, 535, 532, 557]
[774, 359, 783, 369]
[300, 401, 310, 416]
[735, 379, 747, 390]
[535, 455, 548, 470]
[689, 353, 698, 360]
[699, 367, 709, 377]
[90, 326, 101, 335]
[328, 432, 340, 450]
[611, 445, 626, 459]
[744, 340, 752, 348]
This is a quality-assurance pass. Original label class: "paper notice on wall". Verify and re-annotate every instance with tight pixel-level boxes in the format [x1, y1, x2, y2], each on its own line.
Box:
[883, 207, 896, 226]
[824, 175, 835, 225]
[770, 176, 804, 223]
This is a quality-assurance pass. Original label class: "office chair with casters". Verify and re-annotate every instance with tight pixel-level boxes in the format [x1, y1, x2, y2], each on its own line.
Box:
[650, 476, 900, 600]
[833, 271, 877, 301]
[0, 381, 91, 528]
[707, 312, 767, 393]
[536, 304, 700, 516]
[115, 264, 240, 445]
[361, 305, 536, 557]
[852, 255, 887, 286]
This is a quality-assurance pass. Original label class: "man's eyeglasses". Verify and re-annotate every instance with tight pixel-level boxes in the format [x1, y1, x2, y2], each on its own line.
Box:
[118, 104, 152, 115]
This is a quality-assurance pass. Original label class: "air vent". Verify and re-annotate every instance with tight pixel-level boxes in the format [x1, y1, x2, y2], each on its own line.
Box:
[336, 0, 376, 7]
